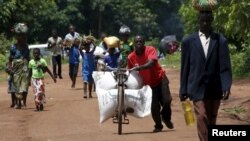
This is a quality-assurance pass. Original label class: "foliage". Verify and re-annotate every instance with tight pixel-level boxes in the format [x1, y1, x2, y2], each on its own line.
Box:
[0, 33, 14, 55]
[0, 33, 14, 71]
[0, 54, 7, 71]
[215, 0, 250, 44]
[179, 1, 198, 36]
[179, 0, 250, 43]
[0, 0, 16, 26]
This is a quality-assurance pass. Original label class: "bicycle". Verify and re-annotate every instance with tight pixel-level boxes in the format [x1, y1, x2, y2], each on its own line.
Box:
[112, 68, 130, 135]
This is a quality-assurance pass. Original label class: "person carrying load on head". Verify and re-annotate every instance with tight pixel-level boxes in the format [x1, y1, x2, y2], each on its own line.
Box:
[7, 23, 30, 109]
[119, 25, 133, 68]
[102, 36, 122, 71]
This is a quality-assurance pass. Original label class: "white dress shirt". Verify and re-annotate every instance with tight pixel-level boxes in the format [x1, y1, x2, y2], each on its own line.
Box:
[199, 31, 210, 58]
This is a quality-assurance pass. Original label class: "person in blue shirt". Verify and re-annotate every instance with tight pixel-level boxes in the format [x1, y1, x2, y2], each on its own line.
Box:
[67, 38, 81, 88]
[80, 36, 96, 98]
[104, 47, 121, 71]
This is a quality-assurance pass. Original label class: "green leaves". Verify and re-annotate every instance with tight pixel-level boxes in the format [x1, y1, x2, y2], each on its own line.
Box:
[179, 0, 250, 43]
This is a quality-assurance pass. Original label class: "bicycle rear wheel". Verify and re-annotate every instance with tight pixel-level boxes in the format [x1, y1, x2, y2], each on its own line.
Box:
[117, 85, 124, 135]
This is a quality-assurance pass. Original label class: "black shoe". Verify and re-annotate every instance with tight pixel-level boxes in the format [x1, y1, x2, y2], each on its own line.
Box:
[153, 128, 162, 133]
[163, 120, 174, 129]
[59, 76, 63, 79]
[54, 75, 57, 79]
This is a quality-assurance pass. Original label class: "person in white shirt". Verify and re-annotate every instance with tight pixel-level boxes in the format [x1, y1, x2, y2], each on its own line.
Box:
[63, 25, 80, 58]
[48, 29, 63, 79]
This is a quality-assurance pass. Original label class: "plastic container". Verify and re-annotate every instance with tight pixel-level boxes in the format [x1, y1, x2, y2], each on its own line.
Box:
[182, 100, 195, 126]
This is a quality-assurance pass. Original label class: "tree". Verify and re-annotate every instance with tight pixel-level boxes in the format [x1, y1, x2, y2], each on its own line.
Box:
[179, 0, 250, 44]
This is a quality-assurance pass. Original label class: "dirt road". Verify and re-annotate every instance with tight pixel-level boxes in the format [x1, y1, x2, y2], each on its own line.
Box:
[0, 65, 249, 141]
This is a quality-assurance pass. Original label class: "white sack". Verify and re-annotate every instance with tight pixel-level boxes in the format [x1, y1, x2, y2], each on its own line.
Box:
[92, 71, 117, 90]
[125, 71, 143, 89]
[96, 85, 152, 123]
[93, 70, 143, 90]
[94, 46, 107, 58]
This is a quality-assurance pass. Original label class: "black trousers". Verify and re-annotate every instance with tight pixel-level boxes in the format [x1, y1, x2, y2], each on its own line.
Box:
[151, 75, 172, 129]
[52, 55, 62, 77]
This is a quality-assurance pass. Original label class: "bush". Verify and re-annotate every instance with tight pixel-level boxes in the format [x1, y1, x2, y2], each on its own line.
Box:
[0, 33, 14, 71]
[230, 43, 250, 78]
[0, 33, 13, 55]
[231, 52, 245, 78]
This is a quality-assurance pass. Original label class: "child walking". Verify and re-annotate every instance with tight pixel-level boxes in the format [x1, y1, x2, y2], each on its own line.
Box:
[104, 47, 121, 71]
[67, 38, 81, 88]
[28, 48, 56, 111]
[80, 36, 96, 98]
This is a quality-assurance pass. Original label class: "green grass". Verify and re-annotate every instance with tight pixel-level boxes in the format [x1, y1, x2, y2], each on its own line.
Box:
[159, 51, 181, 69]
[223, 106, 247, 115]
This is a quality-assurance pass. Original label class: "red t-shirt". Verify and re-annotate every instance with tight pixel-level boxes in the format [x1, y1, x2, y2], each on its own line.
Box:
[127, 46, 165, 87]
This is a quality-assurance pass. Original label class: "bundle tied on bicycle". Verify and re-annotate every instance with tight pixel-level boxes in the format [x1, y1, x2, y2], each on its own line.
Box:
[92, 70, 152, 123]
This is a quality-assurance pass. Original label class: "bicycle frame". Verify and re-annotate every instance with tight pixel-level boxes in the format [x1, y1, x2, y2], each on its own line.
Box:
[112, 68, 129, 135]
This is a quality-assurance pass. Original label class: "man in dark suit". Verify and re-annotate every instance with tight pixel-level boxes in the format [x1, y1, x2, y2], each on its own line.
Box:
[179, 11, 232, 141]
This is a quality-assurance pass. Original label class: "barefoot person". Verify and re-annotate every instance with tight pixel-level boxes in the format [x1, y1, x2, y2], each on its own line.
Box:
[28, 48, 56, 111]
[67, 38, 81, 88]
[8, 23, 30, 109]
[80, 36, 96, 98]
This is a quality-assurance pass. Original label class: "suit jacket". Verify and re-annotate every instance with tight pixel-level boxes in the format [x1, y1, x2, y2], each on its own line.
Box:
[180, 32, 232, 101]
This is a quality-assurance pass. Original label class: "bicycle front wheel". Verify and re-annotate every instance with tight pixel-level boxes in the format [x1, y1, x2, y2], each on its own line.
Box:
[117, 85, 124, 135]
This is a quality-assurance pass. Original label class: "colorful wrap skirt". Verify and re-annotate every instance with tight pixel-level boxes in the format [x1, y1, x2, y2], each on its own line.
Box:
[31, 78, 45, 105]
[10, 59, 29, 99]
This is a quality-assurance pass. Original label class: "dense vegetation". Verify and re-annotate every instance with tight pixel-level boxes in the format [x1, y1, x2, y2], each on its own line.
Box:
[0, 0, 249, 77]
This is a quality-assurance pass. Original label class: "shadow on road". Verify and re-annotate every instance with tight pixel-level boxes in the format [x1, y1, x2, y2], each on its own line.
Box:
[114, 129, 176, 135]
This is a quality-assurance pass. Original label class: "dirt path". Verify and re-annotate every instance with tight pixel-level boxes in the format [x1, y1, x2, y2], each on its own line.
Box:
[0, 64, 249, 141]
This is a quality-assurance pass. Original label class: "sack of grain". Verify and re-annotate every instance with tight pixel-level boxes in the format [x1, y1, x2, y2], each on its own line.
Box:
[192, 0, 218, 11]
[96, 85, 152, 123]
[104, 36, 120, 48]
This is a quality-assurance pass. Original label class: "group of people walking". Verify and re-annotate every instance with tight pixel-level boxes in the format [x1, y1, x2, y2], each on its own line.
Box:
[5, 8, 232, 141]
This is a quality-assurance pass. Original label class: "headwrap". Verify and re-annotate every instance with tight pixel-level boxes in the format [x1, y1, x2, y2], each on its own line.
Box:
[119, 25, 131, 35]
[13, 23, 28, 34]
[192, 0, 218, 11]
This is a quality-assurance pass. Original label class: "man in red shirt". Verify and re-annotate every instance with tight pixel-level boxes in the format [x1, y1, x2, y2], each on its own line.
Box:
[128, 35, 174, 132]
